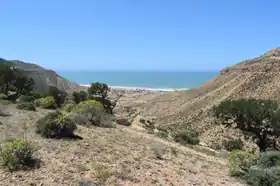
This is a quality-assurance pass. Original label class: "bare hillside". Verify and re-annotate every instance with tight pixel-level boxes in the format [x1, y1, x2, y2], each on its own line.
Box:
[117, 48, 280, 149]
[0, 105, 242, 186]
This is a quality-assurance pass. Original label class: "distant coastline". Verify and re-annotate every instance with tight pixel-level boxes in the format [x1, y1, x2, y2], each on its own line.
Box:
[58, 71, 218, 91]
[80, 84, 188, 92]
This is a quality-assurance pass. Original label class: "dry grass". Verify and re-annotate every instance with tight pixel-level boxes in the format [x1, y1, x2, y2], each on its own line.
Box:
[0, 104, 243, 186]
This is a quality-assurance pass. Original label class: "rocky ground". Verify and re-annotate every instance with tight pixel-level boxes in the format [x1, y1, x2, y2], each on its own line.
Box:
[0, 104, 243, 186]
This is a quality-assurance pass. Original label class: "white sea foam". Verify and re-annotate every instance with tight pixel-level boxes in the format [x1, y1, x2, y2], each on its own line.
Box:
[79, 84, 188, 92]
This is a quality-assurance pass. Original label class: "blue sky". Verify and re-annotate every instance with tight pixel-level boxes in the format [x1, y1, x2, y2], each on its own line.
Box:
[0, 0, 279, 71]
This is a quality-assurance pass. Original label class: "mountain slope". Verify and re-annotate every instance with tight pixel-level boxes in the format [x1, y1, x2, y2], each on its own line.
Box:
[1, 59, 81, 94]
[121, 48, 280, 149]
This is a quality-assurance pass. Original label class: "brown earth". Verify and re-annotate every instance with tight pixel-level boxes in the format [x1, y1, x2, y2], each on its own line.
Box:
[0, 105, 243, 186]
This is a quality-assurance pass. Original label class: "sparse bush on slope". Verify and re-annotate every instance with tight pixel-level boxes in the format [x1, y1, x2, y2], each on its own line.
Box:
[16, 102, 36, 111]
[213, 99, 280, 152]
[70, 100, 112, 127]
[0, 139, 40, 171]
[48, 86, 67, 107]
[223, 139, 244, 151]
[36, 111, 77, 138]
[228, 150, 258, 177]
[228, 150, 280, 186]
[72, 91, 88, 104]
[34, 96, 57, 109]
[0, 93, 7, 100]
[173, 131, 200, 145]
[16, 95, 36, 103]
[63, 103, 76, 112]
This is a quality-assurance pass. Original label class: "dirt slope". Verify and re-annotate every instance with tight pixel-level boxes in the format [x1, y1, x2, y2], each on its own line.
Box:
[119, 48, 280, 149]
[0, 105, 242, 186]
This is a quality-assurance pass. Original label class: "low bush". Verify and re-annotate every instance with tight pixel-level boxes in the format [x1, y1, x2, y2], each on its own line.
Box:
[16, 102, 36, 111]
[0, 93, 7, 100]
[115, 117, 131, 126]
[63, 103, 76, 112]
[34, 96, 57, 109]
[16, 95, 35, 103]
[0, 139, 40, 171]
[257, 151, 280, 168]
[156, 131, 169, 139]
[223, 139, 244, 151]
[228, 150, 257, 177]
[48, 86, 67, 107]
[173, 131, 200, 145]
[36, 111, 77, 138]
[70, 100, 110, 127]
[72, 91, 88, 104]
[244, 166, 280, 186]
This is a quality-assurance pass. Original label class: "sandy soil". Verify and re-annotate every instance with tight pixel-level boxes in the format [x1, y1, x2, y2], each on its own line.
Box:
[0, 104, 244, 186]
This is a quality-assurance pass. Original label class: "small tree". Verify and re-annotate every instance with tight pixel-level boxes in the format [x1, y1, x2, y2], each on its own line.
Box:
[14, 74, 35, 96]
[48, 86, 67, 107]
[88, 82, 109, 100]
[213, 99, 280, 152]
[88, 82, 123, 114]
[72, 90, 87, 104]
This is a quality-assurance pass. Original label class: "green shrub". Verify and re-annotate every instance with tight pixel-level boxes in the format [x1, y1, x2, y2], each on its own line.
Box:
[34, 96, 57, 109]
[48, 86, 67, 107]
[72, 91, 88, 104]
[244, 166, 280, 186]
[36, 111, 77, 138]
[0, 93, 7, 100]
[16, 102, 36, 111]
[228, 150, 257, 177]
[257, 151, 280, 168]
[70, 100, 109, 127]
[16, 95, 35, 103]
[223, 139, 244, 151]
[63, 103, 76, 112]
[173, 131, 200, 145]
[0, 139, 39, 171]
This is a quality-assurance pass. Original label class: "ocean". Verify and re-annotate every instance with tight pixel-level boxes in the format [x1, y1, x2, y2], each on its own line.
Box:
[57, 71, 218, 91]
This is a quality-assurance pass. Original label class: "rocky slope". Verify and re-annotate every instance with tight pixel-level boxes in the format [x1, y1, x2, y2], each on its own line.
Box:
[117, 48, 280, 149]
[1, 59, 81, 94]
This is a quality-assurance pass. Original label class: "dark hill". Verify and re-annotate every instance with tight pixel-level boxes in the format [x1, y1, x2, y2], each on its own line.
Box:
[0, 58, 81, 94]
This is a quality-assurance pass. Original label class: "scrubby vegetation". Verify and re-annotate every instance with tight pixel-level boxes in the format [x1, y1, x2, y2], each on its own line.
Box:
[88, 82, 122, 114]
[213, 99, 280, 185]
[63, 103, 76, 112]
[213, 99, 280, 152]
[227, 150, 280, 186]
[223, 139, 244, 151]
[16, 95, 36, 103]
[35, 96, 57, 109]
[16, 102, 36, 111]
[72, 90, 87, 104]
[48, 86, 67, 107]
[70, 100, 111, 127]
[0, 139, 40, 171]
[0, 93, 7, 100]
[36, 111, 77, 138]
[173, 131, 200, 145]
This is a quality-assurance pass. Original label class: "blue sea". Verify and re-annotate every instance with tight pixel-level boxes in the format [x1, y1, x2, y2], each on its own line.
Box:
[57, 71, 218, 91]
